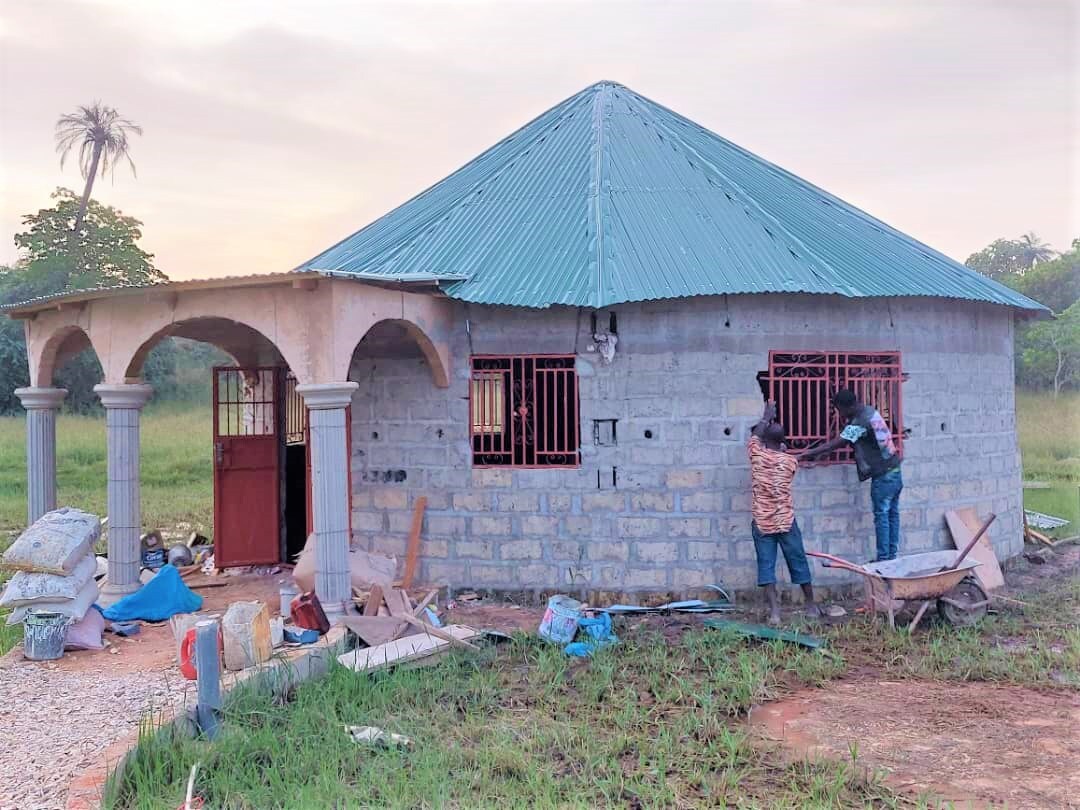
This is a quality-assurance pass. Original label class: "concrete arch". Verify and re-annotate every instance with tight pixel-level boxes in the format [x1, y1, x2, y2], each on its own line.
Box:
[123, 316, 291, 379]
[344, 318, 450, 388]
[32, 324, 103, 387]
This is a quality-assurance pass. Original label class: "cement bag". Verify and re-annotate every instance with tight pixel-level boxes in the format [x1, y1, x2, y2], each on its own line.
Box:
[1, 508, 100, 575]
[222, 601, 272, 671]
[293, 535, 396, 594]
[65, 606, 106, 650]
[6, 578, 99, 625]
[0, 554, 97, 609]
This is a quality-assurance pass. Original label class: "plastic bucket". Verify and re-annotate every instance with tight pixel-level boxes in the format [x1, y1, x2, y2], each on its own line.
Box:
[24, 610, 69, 661]
[279, 583, 300, 617]
[538, 595, 583, 644]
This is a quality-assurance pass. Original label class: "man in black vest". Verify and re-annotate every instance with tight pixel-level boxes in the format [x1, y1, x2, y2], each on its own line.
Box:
[800, 390, 903, 561]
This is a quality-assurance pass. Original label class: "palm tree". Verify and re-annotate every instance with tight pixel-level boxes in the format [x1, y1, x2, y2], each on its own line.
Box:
[55, 103, 142, 233]
[1018, 232, 1055, 269]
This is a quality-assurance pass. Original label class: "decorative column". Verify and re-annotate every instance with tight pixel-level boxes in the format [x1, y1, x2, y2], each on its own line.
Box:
[14, 387, 67, 525]
[296, 382, 358, 616]
[94, 383, 154, 605]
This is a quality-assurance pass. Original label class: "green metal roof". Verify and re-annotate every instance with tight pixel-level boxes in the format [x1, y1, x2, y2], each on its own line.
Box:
[297, 81, 1046, 312]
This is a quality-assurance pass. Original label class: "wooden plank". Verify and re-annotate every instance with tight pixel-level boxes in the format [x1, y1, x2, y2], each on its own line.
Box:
[398, 613, 481, 651]
[946, 508, 1005, 591]
[364, 585, 384, 617]
[383, 588, 411, 618]
[341, 616, 407, 647]
[410, 589, 440, 617]
[337, 625, 480, 673]
[400, 496, 426, 590]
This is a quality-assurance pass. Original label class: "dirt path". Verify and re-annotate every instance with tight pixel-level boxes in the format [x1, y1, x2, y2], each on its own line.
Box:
[0, 654, 183, 810]
[751, 678, 1080, 810]
[0, 573, 281, 809]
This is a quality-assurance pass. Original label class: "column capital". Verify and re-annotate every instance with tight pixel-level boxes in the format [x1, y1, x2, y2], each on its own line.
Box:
[94, 383, 154, 410]
[14, 387, 67, 410]
[295, 381, 358, 410]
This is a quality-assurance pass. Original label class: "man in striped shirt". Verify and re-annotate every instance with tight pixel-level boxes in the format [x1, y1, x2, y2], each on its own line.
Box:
[749, 401, 820, 625]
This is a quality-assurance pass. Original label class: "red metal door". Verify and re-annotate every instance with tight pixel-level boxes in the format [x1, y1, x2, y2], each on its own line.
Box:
[213, 367, 281, 567]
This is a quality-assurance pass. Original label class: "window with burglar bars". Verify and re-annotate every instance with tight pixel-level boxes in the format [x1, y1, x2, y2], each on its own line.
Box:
[762, 351, 904, 464]
[470, 355, 580, 467]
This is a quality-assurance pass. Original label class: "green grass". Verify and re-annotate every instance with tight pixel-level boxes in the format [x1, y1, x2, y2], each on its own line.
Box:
[106, 630, 928, 810]
[0, 403, 213, 654]
[1017, 390, 1080, 484]
[106, 572, 1080, 809]
[0, 402, 213, 536]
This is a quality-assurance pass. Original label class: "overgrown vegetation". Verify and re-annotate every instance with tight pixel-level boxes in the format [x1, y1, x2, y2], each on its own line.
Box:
[105, 629, 919, 810]
[104, 567, 1080, 810]
[966, 234, 1080, 395]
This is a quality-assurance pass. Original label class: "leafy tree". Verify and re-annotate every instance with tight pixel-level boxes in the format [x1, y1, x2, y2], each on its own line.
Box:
[1001, 246, 1080, 315]
[14, 188, 165, 293]
[1021, 301, 1080, 397]
[1018, 232, 1056, 268]
[965, 233, 1058, 279]
[1, 191, 166, 414]
[55, 103, 142, 234]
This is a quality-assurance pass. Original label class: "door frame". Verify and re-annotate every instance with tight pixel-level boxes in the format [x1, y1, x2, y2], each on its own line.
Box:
[212, 365, 283, 567]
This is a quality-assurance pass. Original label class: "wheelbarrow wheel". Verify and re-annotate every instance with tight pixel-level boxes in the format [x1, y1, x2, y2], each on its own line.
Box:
[937, 576, 989, 627]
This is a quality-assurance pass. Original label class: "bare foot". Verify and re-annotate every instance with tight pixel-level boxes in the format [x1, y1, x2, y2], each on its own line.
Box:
[804, 603, 822, 620]
[767, 609, 782, 627]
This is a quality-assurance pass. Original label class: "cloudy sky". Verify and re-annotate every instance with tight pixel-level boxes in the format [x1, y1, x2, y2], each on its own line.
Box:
[0, 0, 1075, 280]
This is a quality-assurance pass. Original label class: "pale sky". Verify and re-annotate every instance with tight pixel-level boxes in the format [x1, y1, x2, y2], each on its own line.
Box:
[1, 0, 1076, 281]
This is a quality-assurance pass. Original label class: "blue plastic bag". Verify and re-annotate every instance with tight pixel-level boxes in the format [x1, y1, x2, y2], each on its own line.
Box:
[100, 564, 202, 622]
[564, 613, 618, 657]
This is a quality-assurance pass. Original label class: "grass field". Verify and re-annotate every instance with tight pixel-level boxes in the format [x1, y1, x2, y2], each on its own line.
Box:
[0, 402, 213, 535]
[105, 575, 1080, 810]
[1016, 390, 1080, 483]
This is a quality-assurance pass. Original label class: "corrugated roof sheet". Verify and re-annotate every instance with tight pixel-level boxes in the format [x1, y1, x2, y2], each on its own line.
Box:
[297, 81, 1045, 312]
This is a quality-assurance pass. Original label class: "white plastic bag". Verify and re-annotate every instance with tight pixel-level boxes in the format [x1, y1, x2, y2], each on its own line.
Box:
[293, 534, 396, 593]
[0, 554, 97, 608]
[1, 508, 100, 574]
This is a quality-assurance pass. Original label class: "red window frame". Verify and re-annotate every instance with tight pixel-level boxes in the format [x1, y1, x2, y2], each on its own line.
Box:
[470, 355, 580, 468]
[762, 351, 904, 464]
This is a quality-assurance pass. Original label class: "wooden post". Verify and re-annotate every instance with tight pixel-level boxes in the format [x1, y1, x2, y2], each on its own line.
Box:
[195, 619, 222, 740]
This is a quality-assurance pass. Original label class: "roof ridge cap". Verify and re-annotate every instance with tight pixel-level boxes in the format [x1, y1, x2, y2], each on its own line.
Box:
[588, 82, 612, 308]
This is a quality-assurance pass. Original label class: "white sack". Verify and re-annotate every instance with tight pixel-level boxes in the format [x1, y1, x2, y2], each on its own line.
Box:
[1, 508, 100, 575]
[0, 554, 98, 608]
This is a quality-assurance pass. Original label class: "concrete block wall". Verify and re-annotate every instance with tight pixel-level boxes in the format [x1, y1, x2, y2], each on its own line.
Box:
[348, 295, 1022, 596]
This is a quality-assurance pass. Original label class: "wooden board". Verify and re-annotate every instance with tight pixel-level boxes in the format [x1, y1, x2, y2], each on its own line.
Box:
[400, 496, 426, 589]
[364, 585, 383, 617]
[337, 625, 480, 673]
[383, 588, 411, 618]
[946, 507, 1005, 591]
[341, 616, 406, 647]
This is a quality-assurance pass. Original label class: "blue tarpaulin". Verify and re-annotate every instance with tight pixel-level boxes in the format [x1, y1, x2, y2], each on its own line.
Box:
[100, 564, 203, 622]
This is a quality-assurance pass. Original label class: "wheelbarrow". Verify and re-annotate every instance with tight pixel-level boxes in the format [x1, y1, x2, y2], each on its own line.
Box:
[806, 513, 995, 632]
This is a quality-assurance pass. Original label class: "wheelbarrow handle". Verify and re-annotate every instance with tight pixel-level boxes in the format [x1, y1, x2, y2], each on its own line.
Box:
[806, 551, 871, 577]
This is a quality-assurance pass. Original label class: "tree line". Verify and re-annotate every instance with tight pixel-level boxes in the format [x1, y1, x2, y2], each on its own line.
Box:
[965, 233, 1080, 396]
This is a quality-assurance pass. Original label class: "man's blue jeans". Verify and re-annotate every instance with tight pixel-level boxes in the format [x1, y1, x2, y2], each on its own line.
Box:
[870, 468, 903, 561]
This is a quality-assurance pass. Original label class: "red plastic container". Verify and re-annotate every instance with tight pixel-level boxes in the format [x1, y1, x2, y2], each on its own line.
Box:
[290, 591, 330, 635]
[179, 626, 223, 680]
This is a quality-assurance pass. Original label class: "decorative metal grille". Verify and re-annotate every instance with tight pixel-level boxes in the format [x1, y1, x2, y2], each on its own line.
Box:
[470, 355, 580, 467]
[213, 367, 278, 437]
[283, 372, 307, 445]
[763, 352, 903, 464]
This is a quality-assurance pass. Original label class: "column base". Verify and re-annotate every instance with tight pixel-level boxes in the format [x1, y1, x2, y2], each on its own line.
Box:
[97, 580, 141, 607]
